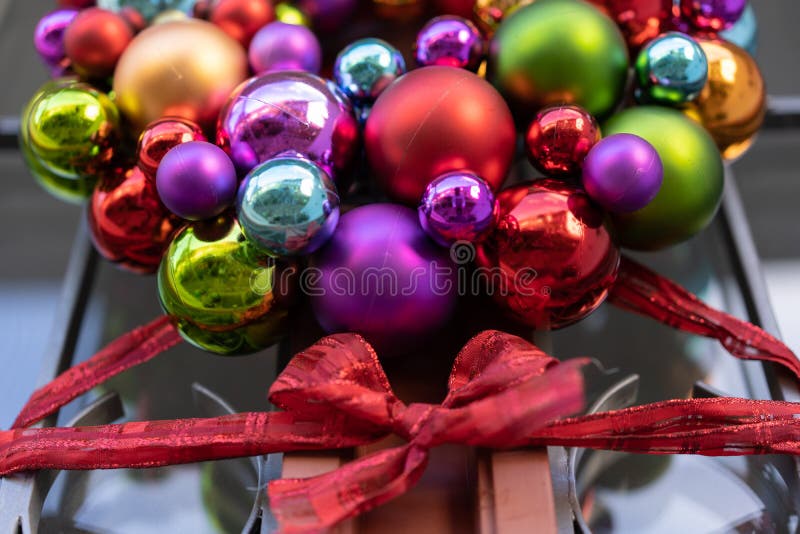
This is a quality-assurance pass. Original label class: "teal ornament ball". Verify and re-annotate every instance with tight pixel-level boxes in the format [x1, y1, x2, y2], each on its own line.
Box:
[97, 0, 197, 21]
[333, 38, 406, 103]
[635, 32, 708, 105]
[236, 157, 340, 257]
[603, 106, 724, 250]
[489, 0, 629, 120]
[720, 3, 757, 55]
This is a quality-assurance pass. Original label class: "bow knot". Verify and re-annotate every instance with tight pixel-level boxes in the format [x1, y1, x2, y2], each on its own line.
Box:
[266, 330, 590, 532]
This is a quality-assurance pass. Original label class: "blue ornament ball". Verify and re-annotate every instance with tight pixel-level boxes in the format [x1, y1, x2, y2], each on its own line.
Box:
[635, 32, 708, 106]
[237, 156, 340, 256]
[333, 38, 406, 103]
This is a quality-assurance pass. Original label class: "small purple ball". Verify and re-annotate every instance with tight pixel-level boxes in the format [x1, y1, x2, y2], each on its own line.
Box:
[248, 22, 322, 75]
[680, 0, 747, 30]
[415, 15, 484, 72]
[156, 141, 238, 221]
[419, 171, 497, 247]
[310, 204, 457, 352]
[34, 9, 79, 67]
[582, 133, 664, 214]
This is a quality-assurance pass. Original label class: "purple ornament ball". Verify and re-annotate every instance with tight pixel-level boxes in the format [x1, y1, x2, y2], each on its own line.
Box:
[311, 204, 457, 351]
[680, 0, 747, 31]
[34, 8, 79, 67]
[582, 133, 664, 214]
[415, 15, 484, 72]
[156, 141, 238, 221]
[248, 22, 322, 75]
[419, 171, 497, 247]
[217, 71, 360, 179]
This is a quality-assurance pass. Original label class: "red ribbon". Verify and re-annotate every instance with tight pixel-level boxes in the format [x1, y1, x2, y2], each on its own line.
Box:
[1, 258, 799, 532]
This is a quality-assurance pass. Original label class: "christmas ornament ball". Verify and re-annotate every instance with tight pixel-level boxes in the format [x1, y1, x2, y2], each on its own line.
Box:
[248, 21, 322, 74]
[113, 20, 248, 131]
[64, 8, 134, 78]
[680, 0, 747, 31]
[596, 0, 674, 51]
[635, 32, 708, 106]
[88, 166, 182, 274]
[685, 38, 765, 161]
[137, 118, 207, 181]
[236, 157, 340, 256]
[310, 204, 457, 350]
[418, 171, 497, 247]
[720, 3, 757, 55]
[489, 0, 629, 119]
[209, 0, 275, 47]
[525, 105, 601, 177]
[156, 141, 238, 221]
[415, 16, 484, 72]
[476, 180, 620, 330]
[333, 38, 406, 103]
[365, 66, 515, 205]
[158, 216, 291, 355]
[97, 0, 198, 21]
[582, 133, 663, 213]
[217, 71, 359, 178]
[604, 106, 724, 250]
[34, 8, 79, 67]
[21, 78, 120, 182]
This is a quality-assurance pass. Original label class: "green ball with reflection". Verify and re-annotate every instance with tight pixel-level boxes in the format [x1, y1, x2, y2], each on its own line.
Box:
[21, 78, 119, 185]
[158, 216, 291, 355]
[489, 0, 629, 119]
[604, 106, 724, 250]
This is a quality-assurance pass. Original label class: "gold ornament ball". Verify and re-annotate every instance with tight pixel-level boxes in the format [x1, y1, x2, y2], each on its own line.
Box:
[684, 38, 766, 161]
[112, 20, 248, 132]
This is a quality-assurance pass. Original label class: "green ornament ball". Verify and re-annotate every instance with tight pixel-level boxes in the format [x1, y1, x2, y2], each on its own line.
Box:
[603, 106, 724, 250]
[158, 216, 291, 355]
[21, 78, 119, 186]
[489, 0, 629, 120]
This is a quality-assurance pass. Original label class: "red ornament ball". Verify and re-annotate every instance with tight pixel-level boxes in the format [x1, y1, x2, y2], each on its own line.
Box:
[365, 66, 515, 205]
[210, 0, 275, 47]
[136, 118, 206, 181]
[591, 0, 675, 51]
[476, 180, 620, 329]
[64, 7, 134, 78]
[88, 166, 182, 274]
[525, 104, 601, 177]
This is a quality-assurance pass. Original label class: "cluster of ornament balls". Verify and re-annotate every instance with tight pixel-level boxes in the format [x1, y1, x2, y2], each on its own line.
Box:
[22, 0, 764, 355]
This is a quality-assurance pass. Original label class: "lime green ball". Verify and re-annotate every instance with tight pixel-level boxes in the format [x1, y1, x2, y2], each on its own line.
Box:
[604, 106, 724, 250]
[489, 0, 629, 119]
[158, 216, 290, 355]
[21, 78, 119, 184]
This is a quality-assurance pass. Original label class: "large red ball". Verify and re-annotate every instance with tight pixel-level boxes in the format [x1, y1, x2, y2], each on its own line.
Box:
[476, 180, 620, 329]
[210, 0, 275, 47]
[365, 66, 516, 205]
[88, 167, 182, 274]
[64, 8, 133, 78]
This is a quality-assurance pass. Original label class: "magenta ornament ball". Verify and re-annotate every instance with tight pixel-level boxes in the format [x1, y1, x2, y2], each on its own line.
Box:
[310, 204, 457, 350]
[418, 171, 497, 246]
[582, 133, 664, 214]
[217, 71, 360, 179]
[34, 9, 79, 67]
[248, 21, 322, 75]
[156, 141, 238, 221]
[415, 15, 484, 72]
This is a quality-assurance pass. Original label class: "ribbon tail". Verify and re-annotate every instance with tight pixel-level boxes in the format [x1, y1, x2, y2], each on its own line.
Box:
[608, 256, 800, 380]
[0, 411, 373, 476]
[13, 315, 182, 429]
[269, 445, 429, 533]
[527, 397, 800, 455]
